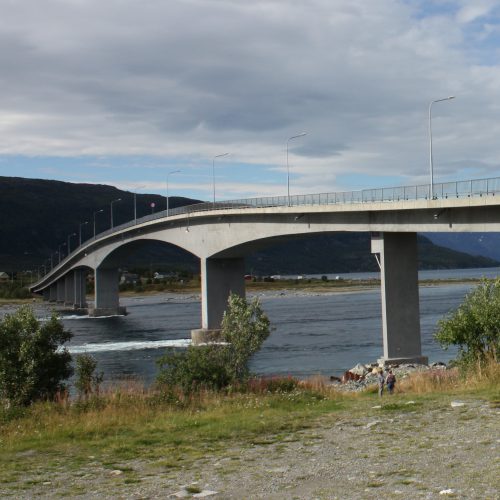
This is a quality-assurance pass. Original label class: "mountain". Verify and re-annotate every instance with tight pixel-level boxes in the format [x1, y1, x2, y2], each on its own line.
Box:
[424, 233, 500, 262]
[0, 176, 498, 274]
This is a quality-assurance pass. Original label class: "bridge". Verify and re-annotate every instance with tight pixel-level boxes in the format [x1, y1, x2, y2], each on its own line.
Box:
[30, 176, 500, 365]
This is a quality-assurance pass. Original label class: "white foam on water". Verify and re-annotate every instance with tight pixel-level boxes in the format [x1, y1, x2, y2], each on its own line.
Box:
[66, 338, 192, 354]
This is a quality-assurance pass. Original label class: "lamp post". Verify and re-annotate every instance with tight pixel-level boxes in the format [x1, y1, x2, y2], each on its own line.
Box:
[429, 96, 455, 199]
[133, 185, 146, 224]
[110, 198, 121, 229]
[79, 221, 88, 246]
[93, 209, 104, 238]
[58, 242, 66, 263]
[212, 153, 229, 204]
[287, 132, 307, 206]
[166, 170, 181, 217]
[67, 233, 76, 254]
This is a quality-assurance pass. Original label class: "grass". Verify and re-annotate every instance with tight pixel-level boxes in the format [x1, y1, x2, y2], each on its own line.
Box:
[0, 363, 498, 486]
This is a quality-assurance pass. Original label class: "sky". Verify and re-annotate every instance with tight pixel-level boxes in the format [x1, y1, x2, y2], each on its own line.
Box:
[1, 0, 500, 202]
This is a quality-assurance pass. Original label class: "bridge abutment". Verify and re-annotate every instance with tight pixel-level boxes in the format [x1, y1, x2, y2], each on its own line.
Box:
[192, 257, 245, 344]
[89, 267, 126, 317]
[372, 232, 428, 365]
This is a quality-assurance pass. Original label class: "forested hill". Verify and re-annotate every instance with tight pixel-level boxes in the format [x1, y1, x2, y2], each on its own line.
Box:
[0, 176, 498, 273]
[0, 176, 200, 270]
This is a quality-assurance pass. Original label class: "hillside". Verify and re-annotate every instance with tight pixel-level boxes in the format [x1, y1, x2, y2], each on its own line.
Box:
[0, 176, 498, 273]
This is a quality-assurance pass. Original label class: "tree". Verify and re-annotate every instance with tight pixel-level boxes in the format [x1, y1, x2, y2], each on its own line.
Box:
[157, 293, 270, 392]
[220, 294, 271, 381]
[0, 306, 73, 406]
[435, 279, 500, 367]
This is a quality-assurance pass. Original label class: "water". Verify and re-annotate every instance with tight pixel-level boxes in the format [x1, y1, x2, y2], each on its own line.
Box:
[3, 267, 498, 384]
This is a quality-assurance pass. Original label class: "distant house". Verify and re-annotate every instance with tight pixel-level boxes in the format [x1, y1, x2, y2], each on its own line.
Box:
[0, 272, 9, 282]
[154, 271, 177, 280]
[120, 272, 139, 285]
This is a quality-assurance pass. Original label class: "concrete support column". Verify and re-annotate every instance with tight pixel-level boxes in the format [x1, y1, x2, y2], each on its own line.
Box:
[56, 280, 65, 303]
[371, 232, 428, 365]
[49, 284, 57, 302]
[74, 269, 88, 309]
[89, 267, 126, 316]
[192, 257, 245, 343]
[64, 272, 75, 305]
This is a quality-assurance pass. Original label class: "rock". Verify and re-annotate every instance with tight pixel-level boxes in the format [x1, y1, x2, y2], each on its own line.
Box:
[451, 401, 465, 408]
[349, 363, 367, 376]
[439, 488, 456, 495]
[365, 420, 381, 429]
[193, 491, 218, 498]
[341, 370, 363, 383]
[170, 491, 189, 498]
[110, 470, 123, 476]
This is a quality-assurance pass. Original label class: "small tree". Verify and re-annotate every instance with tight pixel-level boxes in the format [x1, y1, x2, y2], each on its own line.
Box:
[435, 279, 500, 368]
[220, 294, 270, 381]
[74, 353, 104, 400]
[157, 293, 270, 392]
[0, 306, 73, 406]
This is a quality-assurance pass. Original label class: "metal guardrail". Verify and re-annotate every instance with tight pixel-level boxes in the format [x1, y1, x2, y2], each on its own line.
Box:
[39, 175, 500, 282]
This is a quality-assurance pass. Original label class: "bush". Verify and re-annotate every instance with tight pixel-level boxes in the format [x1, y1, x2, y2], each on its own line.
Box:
[0, 306, 73, 406]
[74, 353, 103, 400]
[156, 293, 270, 393]
[435, 278, 500, 369]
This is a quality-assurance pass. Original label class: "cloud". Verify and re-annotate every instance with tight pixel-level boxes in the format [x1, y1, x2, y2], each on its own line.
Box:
[0, 0, 500, 198]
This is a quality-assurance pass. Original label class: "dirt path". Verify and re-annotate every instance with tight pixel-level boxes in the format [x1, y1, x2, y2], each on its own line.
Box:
[4, 396, 499, 499]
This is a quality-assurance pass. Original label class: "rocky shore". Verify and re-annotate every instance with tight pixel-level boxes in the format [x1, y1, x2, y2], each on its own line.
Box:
[330, 361, 449, 392]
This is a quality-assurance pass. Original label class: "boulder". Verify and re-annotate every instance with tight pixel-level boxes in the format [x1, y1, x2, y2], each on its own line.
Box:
[349, 363, 368, 376]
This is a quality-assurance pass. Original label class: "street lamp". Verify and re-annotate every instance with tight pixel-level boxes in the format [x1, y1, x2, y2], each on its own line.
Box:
[133, 185, 146, 224]
[429, 96, 455, 199]
[58, 242, 66, 263]
[212, 153, 229, 204]
[79, 221, 88, 246]
[167, 170, 181, 216]
[67, 233, 76, 254]
[287, 132, 307, 206]
[110, 198, 121, 229]
[93, 209, 104, 238]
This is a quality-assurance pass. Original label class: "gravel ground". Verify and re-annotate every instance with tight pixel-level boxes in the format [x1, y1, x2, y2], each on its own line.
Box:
[3, 396, 499, 499]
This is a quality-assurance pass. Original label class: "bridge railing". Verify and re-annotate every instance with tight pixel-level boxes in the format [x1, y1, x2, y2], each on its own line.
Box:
[42, 175, 500, 280]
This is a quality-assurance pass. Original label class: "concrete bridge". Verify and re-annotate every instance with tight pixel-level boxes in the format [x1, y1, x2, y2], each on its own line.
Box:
[30, 176, 500, 364]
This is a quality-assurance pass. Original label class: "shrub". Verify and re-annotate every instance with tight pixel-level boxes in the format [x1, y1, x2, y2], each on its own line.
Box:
[74, 353, 103, 400]
[435, 278, 500, 370]
[157, 293, 270, 393]
[0, 306, 73, 406]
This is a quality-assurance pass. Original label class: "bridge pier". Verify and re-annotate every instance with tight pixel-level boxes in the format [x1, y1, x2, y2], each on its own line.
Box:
[74, 269, 87, 309]
[89, 267, 126, 317]
[64, 272, 75, 306]
[56, 280, 65, 303]
[371, 232, 428, 365]
[49, 284, 57, 302]
[192, 257, 245, 344]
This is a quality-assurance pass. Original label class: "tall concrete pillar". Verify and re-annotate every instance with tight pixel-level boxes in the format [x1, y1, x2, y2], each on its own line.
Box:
[56, 280, 65, 303]
[371, 232, 428, 365]
[74, 269, 87, 309]
[49, 284, 57, 302]
[192, 257, 245, 343]
[89, 267, 126, 316]
[64, 272, 75, 305]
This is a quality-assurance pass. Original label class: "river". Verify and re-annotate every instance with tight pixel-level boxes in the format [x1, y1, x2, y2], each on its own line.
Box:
[3, 267, 499, 384]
